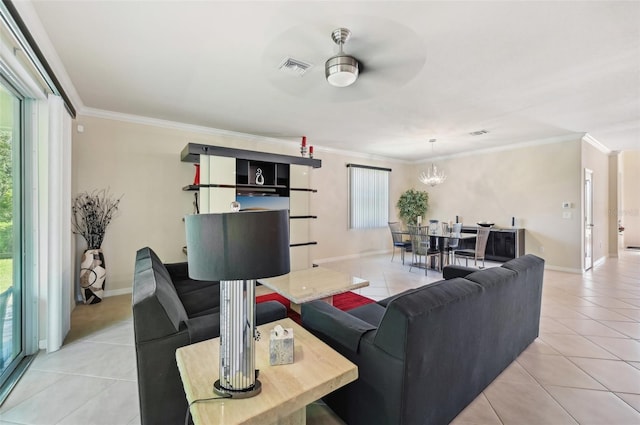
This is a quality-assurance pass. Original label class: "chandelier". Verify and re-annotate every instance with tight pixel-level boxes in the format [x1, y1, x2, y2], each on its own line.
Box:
[419, 139, 446, 186]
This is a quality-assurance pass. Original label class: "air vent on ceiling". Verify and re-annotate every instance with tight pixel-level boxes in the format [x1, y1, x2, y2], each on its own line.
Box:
[278, 57, 313, 76]
[470, 129, 489, 136]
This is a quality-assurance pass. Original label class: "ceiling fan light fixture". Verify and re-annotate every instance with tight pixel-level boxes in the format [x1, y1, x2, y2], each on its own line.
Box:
[325, 55, 359, 87]
[326, 27, 359, 88]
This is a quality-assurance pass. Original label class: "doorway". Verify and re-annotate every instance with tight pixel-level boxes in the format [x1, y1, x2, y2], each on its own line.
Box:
[584, 169, 594, 271]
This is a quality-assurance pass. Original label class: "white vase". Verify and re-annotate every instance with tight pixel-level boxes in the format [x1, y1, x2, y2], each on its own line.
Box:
[79, 248, 106, 304]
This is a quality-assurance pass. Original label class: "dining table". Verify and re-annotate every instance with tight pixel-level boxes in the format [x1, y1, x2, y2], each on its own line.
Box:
[394, 228, 477, 271]
[426, 231, 477, 270]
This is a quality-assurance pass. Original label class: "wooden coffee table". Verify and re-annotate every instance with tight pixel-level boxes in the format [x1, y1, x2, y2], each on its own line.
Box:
[258, 266, 369, 313]
[176, 318, 358, 425]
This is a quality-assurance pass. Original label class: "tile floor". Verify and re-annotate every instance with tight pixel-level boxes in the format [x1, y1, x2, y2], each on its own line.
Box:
[0, 250, 638, 424]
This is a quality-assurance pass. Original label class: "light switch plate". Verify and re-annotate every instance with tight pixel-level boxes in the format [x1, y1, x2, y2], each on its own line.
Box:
[562, 202, 571, 209]
[562, 211, 572, 219]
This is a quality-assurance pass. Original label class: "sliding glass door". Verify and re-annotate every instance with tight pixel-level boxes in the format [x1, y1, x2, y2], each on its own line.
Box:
[0, 79, 24, 383]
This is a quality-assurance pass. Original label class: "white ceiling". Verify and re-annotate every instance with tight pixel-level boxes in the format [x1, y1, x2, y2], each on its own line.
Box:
[19, 1, 640, 161]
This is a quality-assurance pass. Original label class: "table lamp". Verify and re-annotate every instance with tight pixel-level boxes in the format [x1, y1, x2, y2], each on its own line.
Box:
[185, 209, 290, 398]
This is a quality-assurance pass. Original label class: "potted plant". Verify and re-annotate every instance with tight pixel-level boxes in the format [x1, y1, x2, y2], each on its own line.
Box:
[396, 188, 429, 226]
[72, 189, 122, 304]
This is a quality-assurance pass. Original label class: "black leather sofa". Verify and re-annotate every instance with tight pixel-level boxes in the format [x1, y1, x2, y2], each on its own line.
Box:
[132, 247, 287, 425]
[302, 254, 544, 425]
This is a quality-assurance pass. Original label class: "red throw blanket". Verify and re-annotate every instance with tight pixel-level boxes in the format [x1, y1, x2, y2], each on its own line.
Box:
[256, 291, 375, 324]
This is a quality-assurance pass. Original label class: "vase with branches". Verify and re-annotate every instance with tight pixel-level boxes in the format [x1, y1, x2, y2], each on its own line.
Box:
[72, 189, 123, 304]
[72, 189, 122, 249]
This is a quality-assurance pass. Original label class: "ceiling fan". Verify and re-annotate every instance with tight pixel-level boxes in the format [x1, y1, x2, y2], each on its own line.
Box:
[325, 28, 360, 87]
[263, 19, 426, 101]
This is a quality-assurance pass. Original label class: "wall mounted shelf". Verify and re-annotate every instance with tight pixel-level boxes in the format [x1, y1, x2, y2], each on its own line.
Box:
[180, 143, 321, 168]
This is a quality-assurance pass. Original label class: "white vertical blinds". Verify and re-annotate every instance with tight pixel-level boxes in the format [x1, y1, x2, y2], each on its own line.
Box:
[348, 165, 390, 229]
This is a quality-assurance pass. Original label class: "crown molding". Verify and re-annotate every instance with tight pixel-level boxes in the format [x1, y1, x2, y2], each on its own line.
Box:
[412, 133, 585, 165]
[79, 107, 410, 165]
[81, 107, 302, 148]
[582, 133, 611, 154]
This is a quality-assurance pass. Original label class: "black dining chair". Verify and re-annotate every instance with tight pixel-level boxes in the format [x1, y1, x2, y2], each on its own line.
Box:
[388, 221, 411, 264]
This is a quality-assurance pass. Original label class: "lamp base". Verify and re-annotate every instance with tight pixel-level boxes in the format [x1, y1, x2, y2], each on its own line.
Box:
[213, 379, 262, 399]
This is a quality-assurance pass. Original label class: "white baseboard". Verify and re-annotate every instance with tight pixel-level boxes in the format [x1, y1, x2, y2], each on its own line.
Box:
[314, 249, 390, 265]
[104, 287, 132, 297]
[593, 256, 607, 267]
[544, 265, 583, 274]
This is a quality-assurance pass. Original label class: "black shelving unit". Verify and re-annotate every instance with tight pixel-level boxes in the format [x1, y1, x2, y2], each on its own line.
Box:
[458, 226, 525, 262]
[180, 143, 321, 168]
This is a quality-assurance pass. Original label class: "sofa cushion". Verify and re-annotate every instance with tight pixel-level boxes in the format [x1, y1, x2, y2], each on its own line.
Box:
[348, 302, 386, 327]
[463, 267, 517, 290]
[173, 278, 220, 317]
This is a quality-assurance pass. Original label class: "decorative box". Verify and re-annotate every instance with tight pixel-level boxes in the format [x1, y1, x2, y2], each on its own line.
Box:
[269, 325, 294, 365]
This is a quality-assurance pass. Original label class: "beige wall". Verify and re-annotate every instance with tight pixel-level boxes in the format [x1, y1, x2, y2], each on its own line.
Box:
[72, 115, 412, 294]
[621, 151, 640, 247]
[72, 114, 623, 292]
[414, 140, 584, 271]
[310, 152, 413, 262]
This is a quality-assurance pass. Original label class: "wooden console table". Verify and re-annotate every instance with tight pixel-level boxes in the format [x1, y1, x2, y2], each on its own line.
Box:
[176, 318, 357, 425]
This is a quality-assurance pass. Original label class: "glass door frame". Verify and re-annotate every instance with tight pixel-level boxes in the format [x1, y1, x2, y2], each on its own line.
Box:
[0, 76, 24, 386]
[0, 75, 38, 404]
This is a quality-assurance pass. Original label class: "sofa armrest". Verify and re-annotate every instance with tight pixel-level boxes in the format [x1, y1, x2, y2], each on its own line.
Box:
[302, 301, 376, 353]
[443, 265, 477, 280]
[185, 314, 221, 344]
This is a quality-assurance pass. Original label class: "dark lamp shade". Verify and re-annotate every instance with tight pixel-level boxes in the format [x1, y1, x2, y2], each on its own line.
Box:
[185, 210, 290, 281]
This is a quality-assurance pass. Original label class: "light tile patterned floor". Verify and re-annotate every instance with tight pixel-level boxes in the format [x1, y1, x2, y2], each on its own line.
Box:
[0, 250, 638, 424]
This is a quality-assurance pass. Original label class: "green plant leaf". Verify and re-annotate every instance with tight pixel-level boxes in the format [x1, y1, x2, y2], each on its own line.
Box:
[396, 189, 429, 226]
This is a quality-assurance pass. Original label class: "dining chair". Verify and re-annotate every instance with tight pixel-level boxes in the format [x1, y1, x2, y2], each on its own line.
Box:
[454, 226, 490, 268]
[407, 225, 440, 275]
[446, 223, 463, 265]
[388, 221, 411, 264]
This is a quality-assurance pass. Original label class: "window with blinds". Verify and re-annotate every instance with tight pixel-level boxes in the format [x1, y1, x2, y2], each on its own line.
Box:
[347, 164, 391, 229]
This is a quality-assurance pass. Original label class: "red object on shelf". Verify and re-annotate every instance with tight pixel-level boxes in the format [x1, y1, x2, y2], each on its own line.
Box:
[193, 164, 200, 185]
[301, 136, 307, 147]
[309, 146, 314, 158]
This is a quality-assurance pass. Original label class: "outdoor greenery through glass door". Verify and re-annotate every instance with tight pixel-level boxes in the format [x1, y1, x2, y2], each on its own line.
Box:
[0, 81, 22, 378]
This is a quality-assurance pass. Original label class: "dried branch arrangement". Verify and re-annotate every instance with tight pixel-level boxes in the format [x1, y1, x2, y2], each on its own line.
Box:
[72, 189, 123, 249]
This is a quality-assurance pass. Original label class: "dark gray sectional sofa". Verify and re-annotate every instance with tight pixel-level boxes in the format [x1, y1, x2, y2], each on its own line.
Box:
[132, 247, 287, 425]
[302, 254, 544, 425]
